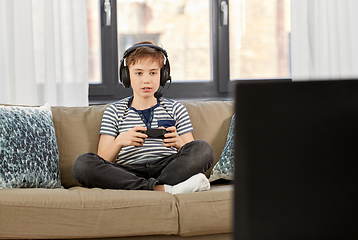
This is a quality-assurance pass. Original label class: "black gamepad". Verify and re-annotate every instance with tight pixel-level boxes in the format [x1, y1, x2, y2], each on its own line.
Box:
[138, 128, 168, 139]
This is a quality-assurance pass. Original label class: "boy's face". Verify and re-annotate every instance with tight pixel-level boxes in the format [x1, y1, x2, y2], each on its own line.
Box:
[128, 56, 161, 100]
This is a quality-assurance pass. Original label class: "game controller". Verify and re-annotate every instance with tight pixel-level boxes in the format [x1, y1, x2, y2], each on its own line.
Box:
[138, 128, 168, 139]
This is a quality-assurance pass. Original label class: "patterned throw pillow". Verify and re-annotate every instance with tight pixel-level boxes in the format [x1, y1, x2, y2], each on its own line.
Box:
[0, 104, 61, 188]
[209, 114, 235, 182]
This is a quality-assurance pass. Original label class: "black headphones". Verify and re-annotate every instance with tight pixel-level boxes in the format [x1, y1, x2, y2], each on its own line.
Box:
[119, 44, 172, 88]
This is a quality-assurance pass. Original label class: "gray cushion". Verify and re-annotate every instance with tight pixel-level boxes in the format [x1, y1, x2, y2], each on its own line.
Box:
[0, 104, 61, 188]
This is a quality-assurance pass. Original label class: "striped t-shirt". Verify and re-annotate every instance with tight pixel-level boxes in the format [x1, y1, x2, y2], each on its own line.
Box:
[100, 97, 193, 164]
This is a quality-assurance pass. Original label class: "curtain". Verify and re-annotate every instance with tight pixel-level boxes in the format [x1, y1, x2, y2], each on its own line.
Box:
[291, 0, 358, 81]
[0, 0, 88, 106]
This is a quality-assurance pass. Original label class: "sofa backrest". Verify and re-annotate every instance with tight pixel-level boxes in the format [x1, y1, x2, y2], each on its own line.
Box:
[51, 101, 234, 188]
[51, 104, 109, 188]
[181, 101, 234, 177]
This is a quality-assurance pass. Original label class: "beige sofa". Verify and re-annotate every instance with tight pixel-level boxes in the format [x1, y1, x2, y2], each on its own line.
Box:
[0, 100, 234, 239]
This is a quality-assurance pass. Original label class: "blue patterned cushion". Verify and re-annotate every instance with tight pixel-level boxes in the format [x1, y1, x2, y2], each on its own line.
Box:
[0, 104, 61, 188]
[209, 114, 235, 182]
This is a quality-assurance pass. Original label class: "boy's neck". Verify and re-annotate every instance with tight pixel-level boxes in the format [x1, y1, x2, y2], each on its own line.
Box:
[131, 96, 158, 110]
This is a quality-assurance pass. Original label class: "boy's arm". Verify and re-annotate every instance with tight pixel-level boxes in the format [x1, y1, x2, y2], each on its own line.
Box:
[97, 134, 120, 163]
[180, 132, 195, 144]
[97, 126, 147, 162]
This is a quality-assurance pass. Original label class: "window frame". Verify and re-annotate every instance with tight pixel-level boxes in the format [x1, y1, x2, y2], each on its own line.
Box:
[89, 0, 232, 104]
[89, 0, 291, 104]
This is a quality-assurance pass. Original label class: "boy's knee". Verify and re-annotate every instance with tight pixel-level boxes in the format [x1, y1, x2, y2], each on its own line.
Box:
[72, 153, 97, 180]
[191, 139, 210, 148]
[192, 140, 214, 165]
[73, 153, 90, 169]
[195, 140, 213, 154]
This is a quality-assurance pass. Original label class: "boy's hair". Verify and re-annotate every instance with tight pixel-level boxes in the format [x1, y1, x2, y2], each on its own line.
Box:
[125, 41, 165, 68]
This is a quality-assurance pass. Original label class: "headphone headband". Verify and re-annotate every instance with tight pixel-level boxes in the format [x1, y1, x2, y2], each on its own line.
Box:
[122, 44, 168, 60]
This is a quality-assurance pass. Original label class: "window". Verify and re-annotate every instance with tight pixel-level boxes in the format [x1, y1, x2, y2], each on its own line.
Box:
[116, 0, 211, 82]
[229, 0, 291, 79]
[87, 0, 291, 104]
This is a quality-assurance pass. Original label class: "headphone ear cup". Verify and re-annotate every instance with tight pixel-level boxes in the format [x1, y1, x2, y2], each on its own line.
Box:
[160, 60, 171, 86]
[119, 60, 130, 88]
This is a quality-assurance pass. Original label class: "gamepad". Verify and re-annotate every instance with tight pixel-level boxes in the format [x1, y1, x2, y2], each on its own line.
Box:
[138, 128, 168, 139]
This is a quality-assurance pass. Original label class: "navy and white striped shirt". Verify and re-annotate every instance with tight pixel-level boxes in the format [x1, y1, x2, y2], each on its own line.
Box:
[100, 97, 193, 164]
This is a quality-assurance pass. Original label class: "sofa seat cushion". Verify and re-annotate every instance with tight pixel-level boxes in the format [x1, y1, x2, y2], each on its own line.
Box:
[0, 187, 178, 239]
[175, 184, 233, 237]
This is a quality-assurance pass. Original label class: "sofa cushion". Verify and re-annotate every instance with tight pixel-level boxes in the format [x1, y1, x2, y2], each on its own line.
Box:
[209, 114, 235, 182]
[175, 185, 233, 237]
[0, 104, 61, 189]
[51, 104, 109, 188]
[181, 101, 234, 177]
[0, 187, 179, 239]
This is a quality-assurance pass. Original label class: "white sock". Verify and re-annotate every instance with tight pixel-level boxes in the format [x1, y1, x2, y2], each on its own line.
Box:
[164, 173, 210, 194]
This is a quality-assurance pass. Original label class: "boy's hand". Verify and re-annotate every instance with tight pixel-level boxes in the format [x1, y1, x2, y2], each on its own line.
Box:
[116, 126, 147, 147]
[162, 126, 186, 150]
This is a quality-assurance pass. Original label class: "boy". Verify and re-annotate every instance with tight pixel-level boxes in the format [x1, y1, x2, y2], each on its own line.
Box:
[72, 41, 214, 194]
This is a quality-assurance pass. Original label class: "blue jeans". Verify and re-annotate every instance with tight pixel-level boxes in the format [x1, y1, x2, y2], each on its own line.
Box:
[72, 140, 214, 190]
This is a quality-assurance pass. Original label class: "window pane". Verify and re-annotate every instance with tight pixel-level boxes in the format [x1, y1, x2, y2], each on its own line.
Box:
[117, 0, 211, 82]
[229, 0, 291, 79]
[86, 0, 102, 84]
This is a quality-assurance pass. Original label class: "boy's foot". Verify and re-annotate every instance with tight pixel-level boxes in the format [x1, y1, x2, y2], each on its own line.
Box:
[164, 173, 210, 194]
